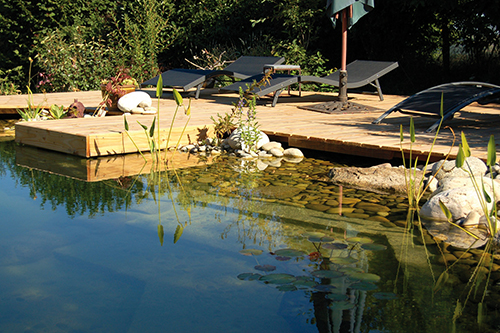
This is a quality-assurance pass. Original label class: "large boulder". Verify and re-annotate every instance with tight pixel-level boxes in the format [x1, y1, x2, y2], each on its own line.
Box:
[420, 186, 496, 221]
[431, 157, 487, 181]
[328, 164, 424, 194]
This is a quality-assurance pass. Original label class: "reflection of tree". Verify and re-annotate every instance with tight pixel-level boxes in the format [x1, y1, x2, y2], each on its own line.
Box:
[1, 141, 146, 218]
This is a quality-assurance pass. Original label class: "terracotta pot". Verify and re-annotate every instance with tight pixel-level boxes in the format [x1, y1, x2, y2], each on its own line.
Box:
[100, 84, 136, 111]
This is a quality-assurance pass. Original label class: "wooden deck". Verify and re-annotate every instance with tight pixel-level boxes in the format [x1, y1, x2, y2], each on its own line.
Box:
[5, 87, 500, 163]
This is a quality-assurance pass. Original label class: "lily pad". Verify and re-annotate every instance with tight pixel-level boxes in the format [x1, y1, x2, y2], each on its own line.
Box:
[314, 284, 337, 292]
[329, 257, 358, 265]
[308, 235, 335, 243]
[322, 243, 348, 250]
[346, 237, 373, 244]
[277, 284, 298, 292]
[339, 267, 364, 274]
[239, 249, 263, 256]
[259, 273, 296, 285]
[361, 243, 387, 251]
[327, 293, 348, 301]
[311, 270, 344, 279]
[373, 292, 398, 300]
[274, 249, 306, 257]
[349, 272, 381, 283]
[303, 232, 327, 238]
[329, 300, 356, 310]
[293, 279, 318, 288]
[349, 281, 378, 291]
[255, 264, 276, 272]
[237, 273, 262, 281]
[275, 256, 291, 261]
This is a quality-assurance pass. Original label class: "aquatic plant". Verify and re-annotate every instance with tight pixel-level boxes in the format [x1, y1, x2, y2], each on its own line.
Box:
[399, 93, 499, 330]
[211, 70, 273, 151]
[123, 75, 192, 245]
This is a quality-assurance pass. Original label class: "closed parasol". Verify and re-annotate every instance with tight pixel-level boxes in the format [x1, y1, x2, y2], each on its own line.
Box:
[326, 0, 375, 102]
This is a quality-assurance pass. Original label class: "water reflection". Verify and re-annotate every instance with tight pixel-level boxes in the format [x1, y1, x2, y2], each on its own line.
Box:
[0, 139, 491, 332]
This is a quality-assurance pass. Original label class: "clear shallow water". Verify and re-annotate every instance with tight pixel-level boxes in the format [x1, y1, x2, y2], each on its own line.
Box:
[0, 139, 495, 332]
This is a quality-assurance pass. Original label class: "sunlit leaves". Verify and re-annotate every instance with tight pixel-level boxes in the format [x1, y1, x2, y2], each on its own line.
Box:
[156, 74, 163, 98]
[410, 117, 415, 143]
[185, 99, 191, 116]
[440, 92, 444, 118]
[461, 132, 471, 158]
[439, 199, 453, 221]
[173, 88, 183, 106]
[149, 117, 156, 137]
[456, 144, 465, 168]
[124, 115, 129, 131]
[487, 135, 496, 167]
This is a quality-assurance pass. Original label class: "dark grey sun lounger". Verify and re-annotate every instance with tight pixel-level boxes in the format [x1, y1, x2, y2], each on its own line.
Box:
[140, 56, 285, 99]
[221, 60, 399, 106]
[372, 81, 500, 132]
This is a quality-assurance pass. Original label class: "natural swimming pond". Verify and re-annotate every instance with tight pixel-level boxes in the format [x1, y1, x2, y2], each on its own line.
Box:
[0, 135, 498, 332]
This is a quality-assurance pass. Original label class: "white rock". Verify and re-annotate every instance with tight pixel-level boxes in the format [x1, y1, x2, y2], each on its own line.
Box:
[431, 157, 487, 181]
[117, 91, 152, 112]
[269, 147, 284, 157]
[283, 156, 303, 164]
[420, 186, 496, 221]
[261, 142, 282, 152]
[227, 126, 270, 151]
[283, 148, 303, 158]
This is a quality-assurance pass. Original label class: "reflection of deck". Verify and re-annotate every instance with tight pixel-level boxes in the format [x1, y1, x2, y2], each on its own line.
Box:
[15, 144, 212, 182]
[6, 88, 500, 161]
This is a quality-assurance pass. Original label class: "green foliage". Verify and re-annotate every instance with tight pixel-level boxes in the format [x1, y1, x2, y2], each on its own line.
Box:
[109, 0, 179, 81]
[35, 26, 119, 92]
[49, 104, 66, 119]
[1, 0, 500, 93]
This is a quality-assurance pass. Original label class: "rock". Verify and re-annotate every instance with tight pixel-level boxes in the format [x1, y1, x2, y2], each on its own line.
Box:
[420, 186, 496, 221]
[355, 202, 391, 212]
[283, 148, 303, 158]
[431, 157, 487, 181]
[253, 185, 302, 199]
[306, 203, 330, 212]
[227, 126, 270, 152]
[328, 165, 424, 194]
[269, 147, 284, 157]
[117, 91, 152, 112]
[261, 142, 282, 151]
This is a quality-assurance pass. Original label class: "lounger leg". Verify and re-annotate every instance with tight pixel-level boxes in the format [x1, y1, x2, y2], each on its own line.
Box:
[195, 84, 202, 99]
[369, 79, 384, 101]
[372, 106, 399, 124]
[272, 89, 284, 107]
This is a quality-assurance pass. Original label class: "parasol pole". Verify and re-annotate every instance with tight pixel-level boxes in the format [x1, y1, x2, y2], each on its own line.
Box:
[338, 6, 349, 103]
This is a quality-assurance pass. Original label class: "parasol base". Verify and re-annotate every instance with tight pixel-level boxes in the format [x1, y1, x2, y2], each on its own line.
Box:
[298, 99, 382, 114]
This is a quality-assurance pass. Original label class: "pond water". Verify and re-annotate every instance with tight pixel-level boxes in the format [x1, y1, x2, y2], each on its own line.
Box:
[0, 134, 498, 332]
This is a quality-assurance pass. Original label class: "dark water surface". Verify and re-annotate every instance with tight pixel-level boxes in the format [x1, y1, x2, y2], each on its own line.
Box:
[0, 137, 495, 333]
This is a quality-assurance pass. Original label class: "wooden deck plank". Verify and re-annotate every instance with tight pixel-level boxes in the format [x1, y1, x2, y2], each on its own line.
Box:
[2, 88, 499, 163]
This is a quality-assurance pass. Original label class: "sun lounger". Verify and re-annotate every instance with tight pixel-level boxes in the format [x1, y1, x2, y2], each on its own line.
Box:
[221, 60, 399, 106]
[140, 56, 285, 99]
[372, 81, 500, 132]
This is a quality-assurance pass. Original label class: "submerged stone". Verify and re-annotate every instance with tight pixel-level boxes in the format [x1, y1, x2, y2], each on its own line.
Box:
[253, 185, 302, 199]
